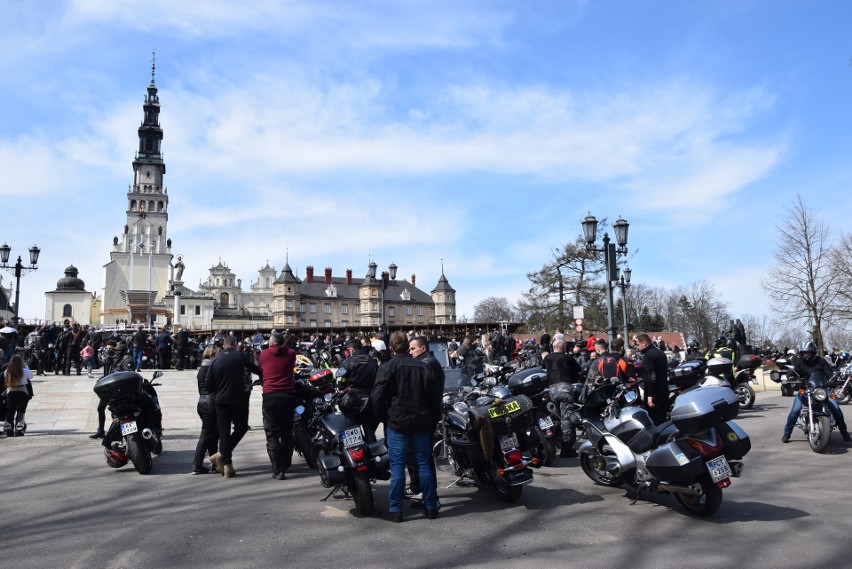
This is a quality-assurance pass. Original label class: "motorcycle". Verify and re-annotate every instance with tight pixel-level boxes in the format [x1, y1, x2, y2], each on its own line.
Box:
[778, 367, 840, 453]
[829, 363, 851, 405]
[292, 368, 336, 470]
[433, 383, 542, 503]
[94, 370, 164, 474]
[699, 355, 760, 410]
[506, 367, 560, 467]
[579, 379, 750, 517]
[312, 386, 390, 516]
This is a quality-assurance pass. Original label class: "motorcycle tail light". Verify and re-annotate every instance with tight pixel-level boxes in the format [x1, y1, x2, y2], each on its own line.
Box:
[685, 430, 725, 458]
[348, 447, 365, 462]
[504, 449, 523, 466]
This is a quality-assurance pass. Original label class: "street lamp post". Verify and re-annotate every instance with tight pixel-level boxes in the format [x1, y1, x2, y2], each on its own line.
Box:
[581, 214, 629, 347]
[617, 266, 632, 344]
[0, 243, 41, 326]
[367, 260, 398, 328]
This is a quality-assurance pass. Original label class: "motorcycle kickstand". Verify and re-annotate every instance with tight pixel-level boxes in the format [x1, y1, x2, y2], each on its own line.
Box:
[320, 485, 348, 502]
[631, 482, 650, 505]
[445, 476, 465, 489]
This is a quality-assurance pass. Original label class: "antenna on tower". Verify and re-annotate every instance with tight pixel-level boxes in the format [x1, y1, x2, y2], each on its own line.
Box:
[151, 50, 156, 84]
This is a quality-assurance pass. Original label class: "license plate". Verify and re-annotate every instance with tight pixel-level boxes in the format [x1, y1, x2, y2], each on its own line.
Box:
[538, 416, 554, 429]
[706, 455, 732, 483]
[488, 400, 521, 419]
[142, 356, 148, 361]
[342, 426, 364, 448]
[499, 432, 519, 450]
[120, 420, 138, 436]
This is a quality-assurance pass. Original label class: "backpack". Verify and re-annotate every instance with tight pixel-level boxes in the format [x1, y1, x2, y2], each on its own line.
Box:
[597, 355, 629, 380]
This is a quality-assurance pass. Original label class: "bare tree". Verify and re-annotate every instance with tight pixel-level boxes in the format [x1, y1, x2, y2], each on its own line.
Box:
[737, 313, 774, 348]
[674, 281, 730, 349]
[830, 232, 852, 323]
[762, 195, 841, 355]
[473, 296, 517, 323]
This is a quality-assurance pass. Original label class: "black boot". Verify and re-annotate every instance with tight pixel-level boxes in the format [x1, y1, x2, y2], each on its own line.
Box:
[90, 429, 105, 439]
[841, 429, 851, 442]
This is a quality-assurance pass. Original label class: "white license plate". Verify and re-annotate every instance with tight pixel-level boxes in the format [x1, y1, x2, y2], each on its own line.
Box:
[538, 416, 554, 430]
[500, 432, 519, 451]
[142, 356, 148, 361]
[120, 420, 138, 436]
[342, 426, 364, 448]
[706, 455, 732, 483]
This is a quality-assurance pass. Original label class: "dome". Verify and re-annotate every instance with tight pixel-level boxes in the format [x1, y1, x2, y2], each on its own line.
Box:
[56, 265, 86, 291]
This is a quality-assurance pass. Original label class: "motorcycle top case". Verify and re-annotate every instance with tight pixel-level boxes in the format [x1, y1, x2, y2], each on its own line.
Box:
[506, 368, 549, 396]
[669, 360, 706, 389]
[670, 386, 739, 433]
[94, 371, 143, 401]
[645, 439, 706, 482]
[737, 354, 763, 370]
[469, 394, 534, 436]
[309, 369, 335, 393]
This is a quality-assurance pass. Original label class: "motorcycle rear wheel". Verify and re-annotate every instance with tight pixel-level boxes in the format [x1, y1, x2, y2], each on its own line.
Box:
[350, 473, 375, 516]
[126, 433, 153, 474]
[580, 450, 623, 487]
[674, 474, 723, 517]
[808, 415, 831, 453]
[832, 386, 851, 405]
[735, 384, 755, 410]
[493, 476, 524, 503]
[534, 438, 557, 467]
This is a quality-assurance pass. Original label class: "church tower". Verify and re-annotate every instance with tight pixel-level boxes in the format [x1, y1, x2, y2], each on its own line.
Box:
[100, 54, 174, 325]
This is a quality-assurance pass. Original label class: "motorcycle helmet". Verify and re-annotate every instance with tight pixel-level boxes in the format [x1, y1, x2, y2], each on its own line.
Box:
[726, 337, 738, 350]
[104, 448, 129, 469]
[798, 341, 818, 362]
[686, 336, 699, 351]
[294, 354, 314, 373]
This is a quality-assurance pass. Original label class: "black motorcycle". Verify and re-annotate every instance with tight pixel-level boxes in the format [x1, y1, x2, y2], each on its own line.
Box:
[506, 367, 560, 467]
[433, 384, 542, 503]
[94, 370, 164, 474]
[312, 388, 390, 516]
[776, 367, 840, 453]
[579, 379, 749, 517]
[292, 368, 336, 470]
[829, 363, 851, 405]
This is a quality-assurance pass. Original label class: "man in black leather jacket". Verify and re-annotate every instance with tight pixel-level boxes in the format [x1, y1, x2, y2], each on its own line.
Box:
[783, 341, 849, 443]
[544, 338, 582, 458]
[638, 333, 669, 426]
[337, 339, 379, 443]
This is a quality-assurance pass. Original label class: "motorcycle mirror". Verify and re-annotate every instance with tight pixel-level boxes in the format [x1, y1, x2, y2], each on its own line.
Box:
[152, 370, 163, 379]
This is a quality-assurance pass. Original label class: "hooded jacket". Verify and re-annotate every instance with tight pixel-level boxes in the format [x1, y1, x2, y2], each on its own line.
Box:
[258, 343, 296, 395]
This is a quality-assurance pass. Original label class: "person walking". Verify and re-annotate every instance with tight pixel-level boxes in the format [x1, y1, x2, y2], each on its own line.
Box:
[257, 331, 297, 479]
[191, 345, 220, 474]
[206, 335, 262, 478]
[371, 333, 442, 522]
[4, 354, 33, 437]
[81, 341, 96, 378]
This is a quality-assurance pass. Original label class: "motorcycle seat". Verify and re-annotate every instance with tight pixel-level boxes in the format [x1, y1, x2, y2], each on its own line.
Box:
[627, 420, 678, 454]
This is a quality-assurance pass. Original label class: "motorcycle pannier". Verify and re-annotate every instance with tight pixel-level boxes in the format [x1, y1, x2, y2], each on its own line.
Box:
[507, 368, 549, 396]
[715, 420, 751, 460]
[94, 371, 143, 402]
[670, 387, 739, 433]
[469, 394, 534, 436]
[669, 360, 706, 389]
[645, 439, 706, 482]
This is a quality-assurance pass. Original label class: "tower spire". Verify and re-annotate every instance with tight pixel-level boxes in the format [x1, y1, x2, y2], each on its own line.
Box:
[151, 50, 156, 86]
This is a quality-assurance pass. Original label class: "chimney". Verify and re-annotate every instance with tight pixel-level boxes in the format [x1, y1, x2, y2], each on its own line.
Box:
[411, 274, 416, 287]
[346, 269, 352, 285]
[324, 267, 332, 284]
[306, 265, 314, 283]
[382, 271, 389, 286]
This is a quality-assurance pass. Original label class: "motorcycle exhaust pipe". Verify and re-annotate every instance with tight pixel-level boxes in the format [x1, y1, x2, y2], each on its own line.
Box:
[658, 482, 702, 497]
[141, 428, 154, 440]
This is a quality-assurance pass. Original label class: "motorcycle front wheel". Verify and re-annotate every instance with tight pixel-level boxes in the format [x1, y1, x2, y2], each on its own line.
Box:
[832, 386, 851, 405]
[349, 473, 375, 516]
[580, 449, 623, 487]
[808, 415, 831, 453]
[735, 384, 755, 410]
[674, 474, 723, 517]
[125, 433, 153, 474]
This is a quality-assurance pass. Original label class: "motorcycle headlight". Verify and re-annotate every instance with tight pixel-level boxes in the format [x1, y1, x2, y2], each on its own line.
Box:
[813, 388, 827, 401]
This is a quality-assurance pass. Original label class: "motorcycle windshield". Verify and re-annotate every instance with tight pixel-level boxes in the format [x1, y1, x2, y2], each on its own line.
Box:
[807, 375, 828, 390]
[320, 411, 356, 437]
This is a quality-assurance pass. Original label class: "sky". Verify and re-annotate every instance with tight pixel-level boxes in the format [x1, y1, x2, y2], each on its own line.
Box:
[2, 0, 850, 328]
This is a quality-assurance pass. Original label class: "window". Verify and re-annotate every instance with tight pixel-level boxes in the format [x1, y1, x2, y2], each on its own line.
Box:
[286, 300, 293, 309]
[277, 316, 283, 324]
[355, 306, 360, 315]
[287, 315, 293, 324]
[310, 303, 317, 313]
[341, 305, 348, 314]
[389, 307, 395, 317]
[299, 303, 305, 313]
[324, 304, 331, 314]
[400, 289, 411, 301]
[195, 306, 201, 316]
[310, 320, 317, 328]
[180, 305, 186, 315]
[418, 307, 424, 316]
[277, 300, 283, 309]
[324, 320, 331, 327]
[62, 304, 73, 317]
[406, 307, 413, 316]
[325, 284, 337, 297]
[342, 320, 348, 326]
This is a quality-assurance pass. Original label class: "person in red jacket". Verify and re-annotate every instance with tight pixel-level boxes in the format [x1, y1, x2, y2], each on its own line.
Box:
[258, 331, 297, 479]
[586, 334, 597, 353]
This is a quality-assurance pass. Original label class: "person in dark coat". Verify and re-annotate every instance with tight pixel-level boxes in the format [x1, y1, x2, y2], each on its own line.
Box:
[407, 336, 445, 504]
[637, 333, 669, 425]
[191, 346, 220, 474]
[206, 335, 262, 478]
[257, 332, 297, 479]
[337, 339, 379, 443]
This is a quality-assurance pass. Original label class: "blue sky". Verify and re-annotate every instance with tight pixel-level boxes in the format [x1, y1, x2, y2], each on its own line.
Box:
[2, 1, 850, 325]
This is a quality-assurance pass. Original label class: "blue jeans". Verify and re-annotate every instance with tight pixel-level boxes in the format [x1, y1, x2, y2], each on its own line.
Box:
[386, 427, 437, 513]
[133, 347, 144, 371]
[785, 374, 847, 435]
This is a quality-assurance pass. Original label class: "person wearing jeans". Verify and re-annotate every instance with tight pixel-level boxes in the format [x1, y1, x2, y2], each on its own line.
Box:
[371, 333, 442, 522]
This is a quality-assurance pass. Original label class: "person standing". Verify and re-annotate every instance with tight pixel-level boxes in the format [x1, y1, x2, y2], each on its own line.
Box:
[407, 336, 445, 506]
[155, 327, 173, 370]
[543, 339, 582, 458]
[191, 345, 220, 474]
[174, 326, 189, 371]
[637, 333, 669, 425]
[257, 331, 297, 479]
[337, 338, 379, 443]
[132, 326, 148, 372]
[371, 333, 441, 522]
[4, 354, 33, 437]
[207, 335, 262, 478]
[64, 322, 84, 376]
[81, 341, 96, 378]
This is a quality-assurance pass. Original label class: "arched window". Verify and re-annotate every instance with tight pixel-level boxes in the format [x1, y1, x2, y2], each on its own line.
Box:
[220, 292, 229, 307]
[158, 201, 164, 212]
[62, 304, 73, 317]
[130, 200, 137, 211]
